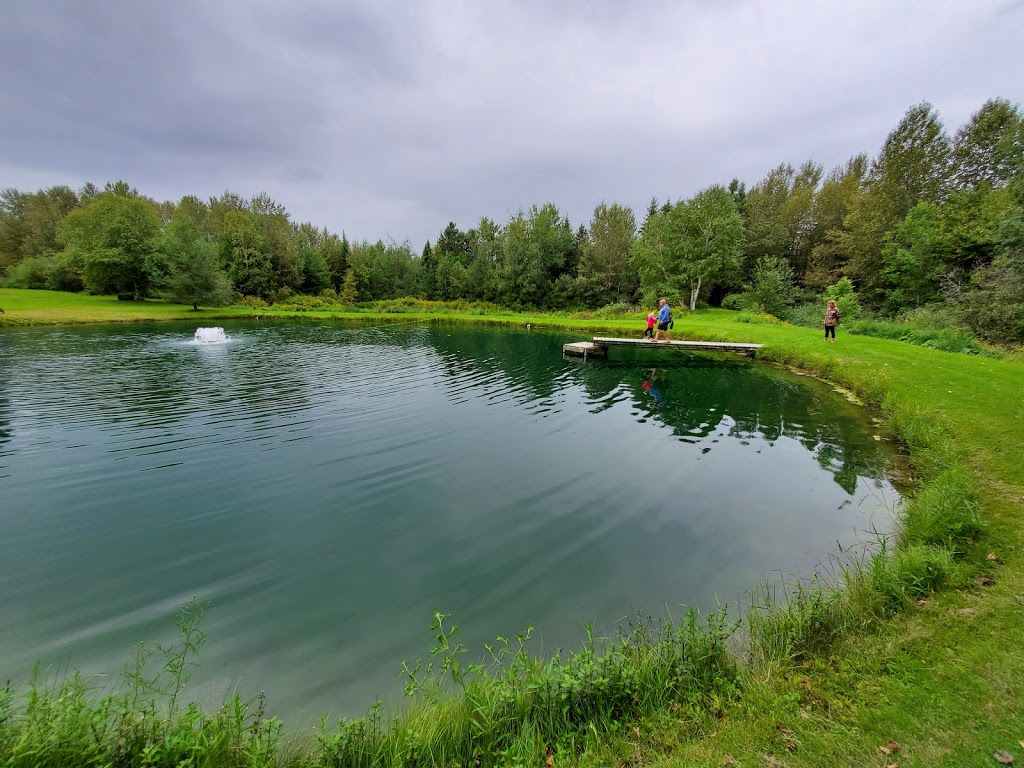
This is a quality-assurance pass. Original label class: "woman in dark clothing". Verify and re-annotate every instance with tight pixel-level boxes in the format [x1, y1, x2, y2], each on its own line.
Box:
[824, 300, 840, 342]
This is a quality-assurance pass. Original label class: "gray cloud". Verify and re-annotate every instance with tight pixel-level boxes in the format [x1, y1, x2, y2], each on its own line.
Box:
[1, 0, 1022, 246]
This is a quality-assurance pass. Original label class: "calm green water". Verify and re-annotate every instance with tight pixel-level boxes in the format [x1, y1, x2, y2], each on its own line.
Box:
[0, 321, 898, 719]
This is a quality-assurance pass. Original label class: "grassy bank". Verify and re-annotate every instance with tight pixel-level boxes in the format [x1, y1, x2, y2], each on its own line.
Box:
[2, 289, 1023, 767]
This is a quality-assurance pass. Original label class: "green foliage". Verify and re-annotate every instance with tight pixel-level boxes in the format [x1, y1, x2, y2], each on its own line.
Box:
[160, 218, 234, 310]
[632, 185, 744, 310]
[362, 297, 504, 315]
[823, 276, 861, 320]
[880, 202, 949, 310]
[0, 185, 80, 276]
[236, 295, 270, 309]
[300, 245, 332, 294]
[0, 598, 283, 768]
[732, 311, 788, 326]
[2, 96, 1024, 338]
[340, 266, 357, 307]
[251, 193, 302, 291]
[742, 163, 793, 271]
[2, 256, 54, 288]
[901, 466, 983, 550]
[493, 204, 577, 308]
[803, 154, 869, 291]
[748, 256, 795, 317]
[579, 201, 638, 302]
[950, 97, 1024, 190]
[844, 318, 998, 356]
[319, 608, 737, 768]
[720, 292, 751, 311]
[958, 178, 1024, 343]
[0, 601, 736, 768]
[58, 191, 162, 298]
[842, 103, 953, 307]
[881, 190, 1014, 313]
[221, 209, 274, 298]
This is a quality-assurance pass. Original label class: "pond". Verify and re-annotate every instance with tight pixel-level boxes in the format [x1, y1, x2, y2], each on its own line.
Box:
[0, 320, 900, 720]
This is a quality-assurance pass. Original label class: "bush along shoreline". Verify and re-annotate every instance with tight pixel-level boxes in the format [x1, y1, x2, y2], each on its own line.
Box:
[0, 320, 1007, 768]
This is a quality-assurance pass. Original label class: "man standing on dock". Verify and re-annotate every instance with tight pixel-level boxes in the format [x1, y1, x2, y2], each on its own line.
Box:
[654, 298, 672, 342]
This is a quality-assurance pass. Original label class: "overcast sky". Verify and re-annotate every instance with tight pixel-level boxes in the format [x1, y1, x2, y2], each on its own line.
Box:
[1, 0, 1021, 246]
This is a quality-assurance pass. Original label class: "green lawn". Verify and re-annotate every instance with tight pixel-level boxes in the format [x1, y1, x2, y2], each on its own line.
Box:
[0, 288, 268, 324]
[2, 288, 1023, 766]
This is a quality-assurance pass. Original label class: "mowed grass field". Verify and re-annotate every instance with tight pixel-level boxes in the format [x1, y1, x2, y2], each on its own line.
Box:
[2, 288, 1022, 766]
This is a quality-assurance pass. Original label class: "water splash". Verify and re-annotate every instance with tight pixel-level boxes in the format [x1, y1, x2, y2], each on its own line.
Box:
[193, 327, 228, 345]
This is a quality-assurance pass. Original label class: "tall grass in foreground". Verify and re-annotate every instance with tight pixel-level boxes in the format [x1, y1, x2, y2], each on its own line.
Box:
[0, 599, 283, 768]
[0, 607, 737, 768]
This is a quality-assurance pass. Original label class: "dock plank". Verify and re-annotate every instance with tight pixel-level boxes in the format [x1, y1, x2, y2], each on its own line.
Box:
[592, 337, 762, 352]
[563, 337, 763, 358]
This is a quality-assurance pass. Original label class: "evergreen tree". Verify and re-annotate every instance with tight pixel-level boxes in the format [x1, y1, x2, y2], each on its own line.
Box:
[341, 266, 357, 306]
[220, 210, 273, 298]
[300, 245, 332, 293]
[161, 218, 233, 310]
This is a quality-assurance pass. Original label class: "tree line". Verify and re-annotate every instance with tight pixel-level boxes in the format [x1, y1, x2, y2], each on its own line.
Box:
[2, 98, 1022, 341]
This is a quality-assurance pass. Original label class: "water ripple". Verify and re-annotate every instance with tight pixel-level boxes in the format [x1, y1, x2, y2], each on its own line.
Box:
[0, 321, 901, 721]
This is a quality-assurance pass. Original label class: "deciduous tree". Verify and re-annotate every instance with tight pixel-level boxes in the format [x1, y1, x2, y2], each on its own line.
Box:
[580, 202, 638, 302]
[57, 191, 161, 298]
[951, 98, 1024, 191]
[632, 185, 743, 310]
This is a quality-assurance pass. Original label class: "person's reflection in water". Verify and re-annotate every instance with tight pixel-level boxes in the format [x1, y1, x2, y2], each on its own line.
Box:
[643, 369, 665, 408]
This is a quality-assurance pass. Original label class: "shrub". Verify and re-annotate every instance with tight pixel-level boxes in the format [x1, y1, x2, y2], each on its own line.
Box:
[236, 295, 269, 309]
[823, 276, 862, 320]
[897, 302, 962, 329]
[590, 302, 638, 318]
[272, 286, 296, 303]
[958, 252, 1024, 344]
[3, 257, 53, 289]
[721, 292, 751, 311]
[781, 303, 824, 328]
[362, 297, 505, 315]
[748, 256, 795, 317]
[272, 294, 342, 311]
[46, 253, 85, 292]
[844, 319, 999, 356]
[733, 312, 787, 326]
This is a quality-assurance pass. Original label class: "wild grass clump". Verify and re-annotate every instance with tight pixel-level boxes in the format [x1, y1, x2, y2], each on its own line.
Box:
[845, 318, 1000, 357]
[732, 311, 791, 326]
[317, 609, 738, 767]
[746, 580, 847, 666]
[359, 297, 506, 315]
[1, 605, 737, 768]
[863, 543, 956, 613]
[0, 598, 283, 768]
[900, 466, 983, 550]
[747, 538, 960, 668]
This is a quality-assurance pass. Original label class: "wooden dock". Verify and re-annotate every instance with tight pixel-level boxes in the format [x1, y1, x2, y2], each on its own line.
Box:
[563, 337, 763, 359]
